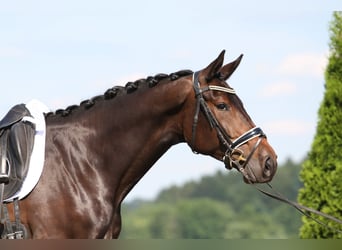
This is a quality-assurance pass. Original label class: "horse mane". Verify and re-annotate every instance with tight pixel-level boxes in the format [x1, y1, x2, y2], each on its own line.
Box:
[45, 69, 193, 117]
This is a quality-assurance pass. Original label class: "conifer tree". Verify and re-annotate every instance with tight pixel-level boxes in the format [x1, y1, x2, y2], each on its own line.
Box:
[298, 11, 342, 238]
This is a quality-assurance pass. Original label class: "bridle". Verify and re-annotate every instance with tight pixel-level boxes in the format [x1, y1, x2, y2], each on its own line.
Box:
[191, 71, 342, 233]
[191, 71, 266, 177]
[191, 71, 342, 232]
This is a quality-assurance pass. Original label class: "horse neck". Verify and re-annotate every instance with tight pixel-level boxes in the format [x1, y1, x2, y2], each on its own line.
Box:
[45, 76, 193, 203]
[103, 79, 193, 201]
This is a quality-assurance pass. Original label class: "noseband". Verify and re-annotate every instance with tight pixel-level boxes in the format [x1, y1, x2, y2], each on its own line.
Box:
[191, 71, 266, 174]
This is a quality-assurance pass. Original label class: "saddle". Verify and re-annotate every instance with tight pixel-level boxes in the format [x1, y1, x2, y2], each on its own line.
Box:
[0, 104, 36, 239]
[0, 104, 35, 200]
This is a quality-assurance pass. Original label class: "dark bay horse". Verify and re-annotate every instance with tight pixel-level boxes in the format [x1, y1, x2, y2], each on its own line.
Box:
[5, 50, 277, 238]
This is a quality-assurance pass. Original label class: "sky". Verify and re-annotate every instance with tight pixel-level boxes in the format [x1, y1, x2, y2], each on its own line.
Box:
[0, 1, 340, 201]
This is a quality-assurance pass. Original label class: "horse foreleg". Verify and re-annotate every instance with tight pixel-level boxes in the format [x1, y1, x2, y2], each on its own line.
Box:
[104, 209, 122, 239]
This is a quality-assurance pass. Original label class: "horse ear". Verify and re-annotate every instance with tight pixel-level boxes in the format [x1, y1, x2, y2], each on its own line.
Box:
[219, 54, 243, 80]
[201, 50, 226, 82]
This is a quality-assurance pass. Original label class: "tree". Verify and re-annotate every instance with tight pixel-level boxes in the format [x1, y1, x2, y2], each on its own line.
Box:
[122, 158, 303, 238]
[175, 198, 234, 238]
[298, 11, 342, 238]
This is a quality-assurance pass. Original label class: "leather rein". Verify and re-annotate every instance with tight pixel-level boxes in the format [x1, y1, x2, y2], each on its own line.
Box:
[191, 71, 342, 234]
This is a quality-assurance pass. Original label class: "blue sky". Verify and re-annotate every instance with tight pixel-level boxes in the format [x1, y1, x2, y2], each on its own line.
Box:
[0, 1, 340, 201]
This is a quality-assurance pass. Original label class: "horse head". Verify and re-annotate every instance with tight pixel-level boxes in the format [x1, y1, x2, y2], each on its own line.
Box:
[183, 50, 277, 183]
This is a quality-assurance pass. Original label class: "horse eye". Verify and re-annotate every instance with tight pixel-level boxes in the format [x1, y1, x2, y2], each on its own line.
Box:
[216, 103, 229, 111]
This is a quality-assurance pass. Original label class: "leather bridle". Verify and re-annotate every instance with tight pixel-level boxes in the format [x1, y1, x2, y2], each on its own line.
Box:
[191, 71, 342, 232]
[191, 71, 266, 176]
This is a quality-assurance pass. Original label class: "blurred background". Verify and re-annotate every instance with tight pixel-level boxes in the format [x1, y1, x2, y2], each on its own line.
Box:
[0, 1, 340, 238]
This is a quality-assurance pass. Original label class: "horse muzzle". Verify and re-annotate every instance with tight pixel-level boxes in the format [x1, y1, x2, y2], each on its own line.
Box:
[223, 129, 277, 184]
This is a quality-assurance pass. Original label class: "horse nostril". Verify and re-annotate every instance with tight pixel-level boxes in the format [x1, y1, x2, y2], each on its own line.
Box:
[265, 158, 271, 170]
[264, 157, 273, 177]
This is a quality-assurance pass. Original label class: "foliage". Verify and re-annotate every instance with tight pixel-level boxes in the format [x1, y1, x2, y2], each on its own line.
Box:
[298, 11, 342, 239]
[121, 158, 303, 238]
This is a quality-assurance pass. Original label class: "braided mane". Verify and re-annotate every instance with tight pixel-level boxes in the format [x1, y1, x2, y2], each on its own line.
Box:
[45, 70, 193, 117]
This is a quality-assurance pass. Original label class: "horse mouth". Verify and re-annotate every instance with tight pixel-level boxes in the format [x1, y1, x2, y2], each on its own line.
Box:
[240, 167, 274, 184]
[224, 161, 258, 184]
[222, 153, 274, 184]
[242, 175, 258, 184]
[241, 168, 257, 184]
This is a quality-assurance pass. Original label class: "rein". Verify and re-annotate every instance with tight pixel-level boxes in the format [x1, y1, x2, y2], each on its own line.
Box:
[249, 179, 342, 234]
[238, 151, 342, 234]
[236, 150, 342, 233]
[191, 71, 342, 235]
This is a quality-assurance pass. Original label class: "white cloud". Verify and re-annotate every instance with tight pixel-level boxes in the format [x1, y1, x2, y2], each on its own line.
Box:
[0, 46, 26, 58]
[112, 73, 146, 86]
[46, 97, 75, 111]
[86, 73, 147, 94]
[169, 50, 193, 60]
[259, 80, 297, 98]
[263, 120, 315, 136]
[277, 52, 328, 77]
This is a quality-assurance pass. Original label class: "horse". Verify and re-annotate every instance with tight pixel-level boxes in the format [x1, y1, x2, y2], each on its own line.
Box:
[3, 50, 277, 238]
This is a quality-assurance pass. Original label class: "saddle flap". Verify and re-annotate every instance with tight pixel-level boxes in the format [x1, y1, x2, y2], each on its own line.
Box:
[0, 104, 36, 200]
